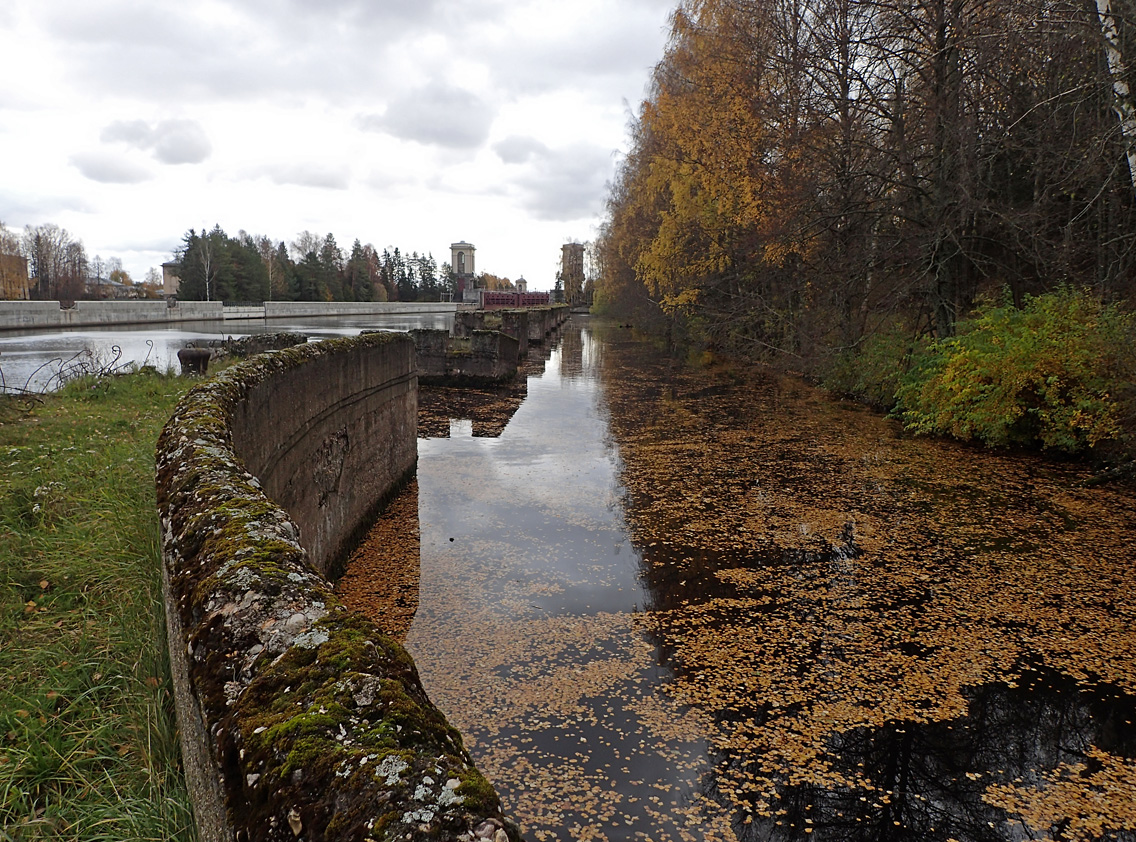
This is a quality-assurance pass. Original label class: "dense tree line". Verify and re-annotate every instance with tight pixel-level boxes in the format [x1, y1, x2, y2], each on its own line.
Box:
[598, 0, 1136, 360]
[0, 221, 155, 301]
[173, 226, 446, 303]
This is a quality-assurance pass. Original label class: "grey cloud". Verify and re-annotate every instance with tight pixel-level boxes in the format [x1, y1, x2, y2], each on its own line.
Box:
[70, 151, 153, 184]
[263, 163, 351, 190]
[101, 119, 212, 165]
[151, 121, 213, 164]
[359, 84, 495, 150]
[483, 5, 669, 97]
[0, 194, 96, 223]
[100, 120, 153, 145]
[494, 136, 549, 164]
[513, 144, 614, 221]
[41, 0, 493, 104]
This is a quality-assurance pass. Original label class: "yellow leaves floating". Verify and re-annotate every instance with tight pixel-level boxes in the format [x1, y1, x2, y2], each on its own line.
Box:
[342, 326, 1136, 841]
[983, 748, 1136, 841]
[337, 480, 421, 643]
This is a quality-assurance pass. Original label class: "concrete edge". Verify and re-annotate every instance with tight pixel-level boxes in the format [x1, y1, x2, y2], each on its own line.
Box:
[155, 333, 520, 842]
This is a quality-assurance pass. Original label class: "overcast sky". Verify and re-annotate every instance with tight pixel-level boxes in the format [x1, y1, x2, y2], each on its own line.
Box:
[0, 0, 674, 289]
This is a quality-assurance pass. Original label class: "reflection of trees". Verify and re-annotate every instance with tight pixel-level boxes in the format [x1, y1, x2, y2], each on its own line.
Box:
[557, 322, 604, 382]
[417, 380, 528, 438]
[596, 333, 1136, 842]
[715, 668, 1136, 842]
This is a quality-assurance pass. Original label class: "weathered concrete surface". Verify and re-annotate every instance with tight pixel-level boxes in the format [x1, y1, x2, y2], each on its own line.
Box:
[453, 310, 530, 358]
[410, 329, 519, 385]
[264, 301, 454, 319]
[525, 306, 570, 343]
[0, 300, 456, 331]
[156, 333, 519, 842]
[0, 300, 223, 330]
[218, 332, 309, 359]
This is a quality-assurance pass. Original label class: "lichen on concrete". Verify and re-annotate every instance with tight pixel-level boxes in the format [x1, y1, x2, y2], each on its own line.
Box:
[156, 333, 521, 842]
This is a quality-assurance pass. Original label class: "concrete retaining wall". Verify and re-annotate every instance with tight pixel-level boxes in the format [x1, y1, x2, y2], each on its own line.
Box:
[410, 329, 519, 384]
[0, 300, 456, 331]
[263, 302, 454, 319]
[527, 305, 571, 343]
[155, 333, 518, 842]
[0, 300, 223, 329]
[454, 310, 530, 358]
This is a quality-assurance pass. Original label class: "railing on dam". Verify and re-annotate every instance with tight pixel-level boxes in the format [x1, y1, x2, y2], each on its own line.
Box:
[155, 332, 519, 842]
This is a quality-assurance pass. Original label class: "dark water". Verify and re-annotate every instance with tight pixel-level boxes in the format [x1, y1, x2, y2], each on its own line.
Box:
[355, 319, 1136, 842]
[0, 312, 452, 393]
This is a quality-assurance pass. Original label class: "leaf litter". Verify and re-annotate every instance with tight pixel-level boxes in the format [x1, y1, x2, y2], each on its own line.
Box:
[341, 324, 1136, 841]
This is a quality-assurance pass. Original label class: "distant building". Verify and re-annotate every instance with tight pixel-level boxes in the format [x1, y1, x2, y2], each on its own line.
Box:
[560, 242, 586, 305]
[0, 252, 30, 300]
[84, 277, 137, 299]
[516, 276, 528, 293]
[162, 262, 181, 299]
[450, 241, 477, 302]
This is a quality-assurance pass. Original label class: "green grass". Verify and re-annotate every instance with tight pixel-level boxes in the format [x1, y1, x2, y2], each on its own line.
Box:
[0, 371, 196, 841]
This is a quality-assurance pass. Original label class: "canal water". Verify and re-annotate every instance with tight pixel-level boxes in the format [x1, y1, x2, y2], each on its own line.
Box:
[0, 312, 452, 393]
[22, 312, 1129, 840]
[341, 318, 1136, 842]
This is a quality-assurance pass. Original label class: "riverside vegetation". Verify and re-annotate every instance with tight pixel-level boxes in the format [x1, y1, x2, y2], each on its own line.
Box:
[0, 371, 196, 841]
[596, 0, 1136, 467]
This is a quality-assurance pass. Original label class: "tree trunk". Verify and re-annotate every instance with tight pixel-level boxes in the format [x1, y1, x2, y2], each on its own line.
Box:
[1096, 0, 1136, 197]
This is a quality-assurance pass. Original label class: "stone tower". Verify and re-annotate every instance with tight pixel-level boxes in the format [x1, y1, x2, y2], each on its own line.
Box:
[450, 242, 475, 280]
[560, 242, 585, 305]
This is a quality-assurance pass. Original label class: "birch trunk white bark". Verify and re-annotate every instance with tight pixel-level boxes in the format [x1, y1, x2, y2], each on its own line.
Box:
[1096, 0, 1136, 196]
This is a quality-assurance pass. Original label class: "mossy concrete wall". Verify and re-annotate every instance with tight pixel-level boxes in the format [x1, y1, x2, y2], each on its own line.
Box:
[453, 310, 530, 358]
[525, 306, 571, 343]
[155, 333, 519, 842]
[410, 329, 519, 385]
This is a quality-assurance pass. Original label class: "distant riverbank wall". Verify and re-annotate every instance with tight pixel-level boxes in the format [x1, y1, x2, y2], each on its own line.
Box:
[0, 300, 457, 331]
[155, 332, 518, 842]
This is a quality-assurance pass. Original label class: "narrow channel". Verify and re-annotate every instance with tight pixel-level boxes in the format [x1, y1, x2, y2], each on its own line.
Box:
[341, 318, 1136, 842]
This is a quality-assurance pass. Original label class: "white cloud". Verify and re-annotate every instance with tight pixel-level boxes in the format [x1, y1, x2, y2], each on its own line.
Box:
[69, 150, 152, 184]
[258, 163, 351, 191]
[101, 119, 213, 165]
[358, 83, 496, 150]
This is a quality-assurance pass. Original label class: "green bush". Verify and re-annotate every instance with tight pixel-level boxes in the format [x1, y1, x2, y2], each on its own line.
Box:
[822, 323, 917, 409]
[894, 288, 1134, 452]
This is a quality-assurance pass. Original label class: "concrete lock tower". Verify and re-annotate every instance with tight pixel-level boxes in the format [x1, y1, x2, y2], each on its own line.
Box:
[561, 242, 585, 305]
[451, 242, 475, 280]
[450, 241, 477, 302]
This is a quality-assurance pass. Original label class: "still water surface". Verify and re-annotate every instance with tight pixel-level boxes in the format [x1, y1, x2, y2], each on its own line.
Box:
[345, 318, 1136, 842]
[0, 312, 452, 393]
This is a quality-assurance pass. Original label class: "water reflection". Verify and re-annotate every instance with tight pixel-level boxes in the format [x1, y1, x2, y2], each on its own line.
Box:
[342, 321, 1136, 842]
[720, 666, 1136, 842]
[599, 330, 1136, 842]
[0, 312, 453, 392]
[417, 381, 529, 439]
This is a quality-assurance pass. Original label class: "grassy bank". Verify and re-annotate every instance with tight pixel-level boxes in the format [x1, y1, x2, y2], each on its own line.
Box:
[0, 372, 196, 841]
